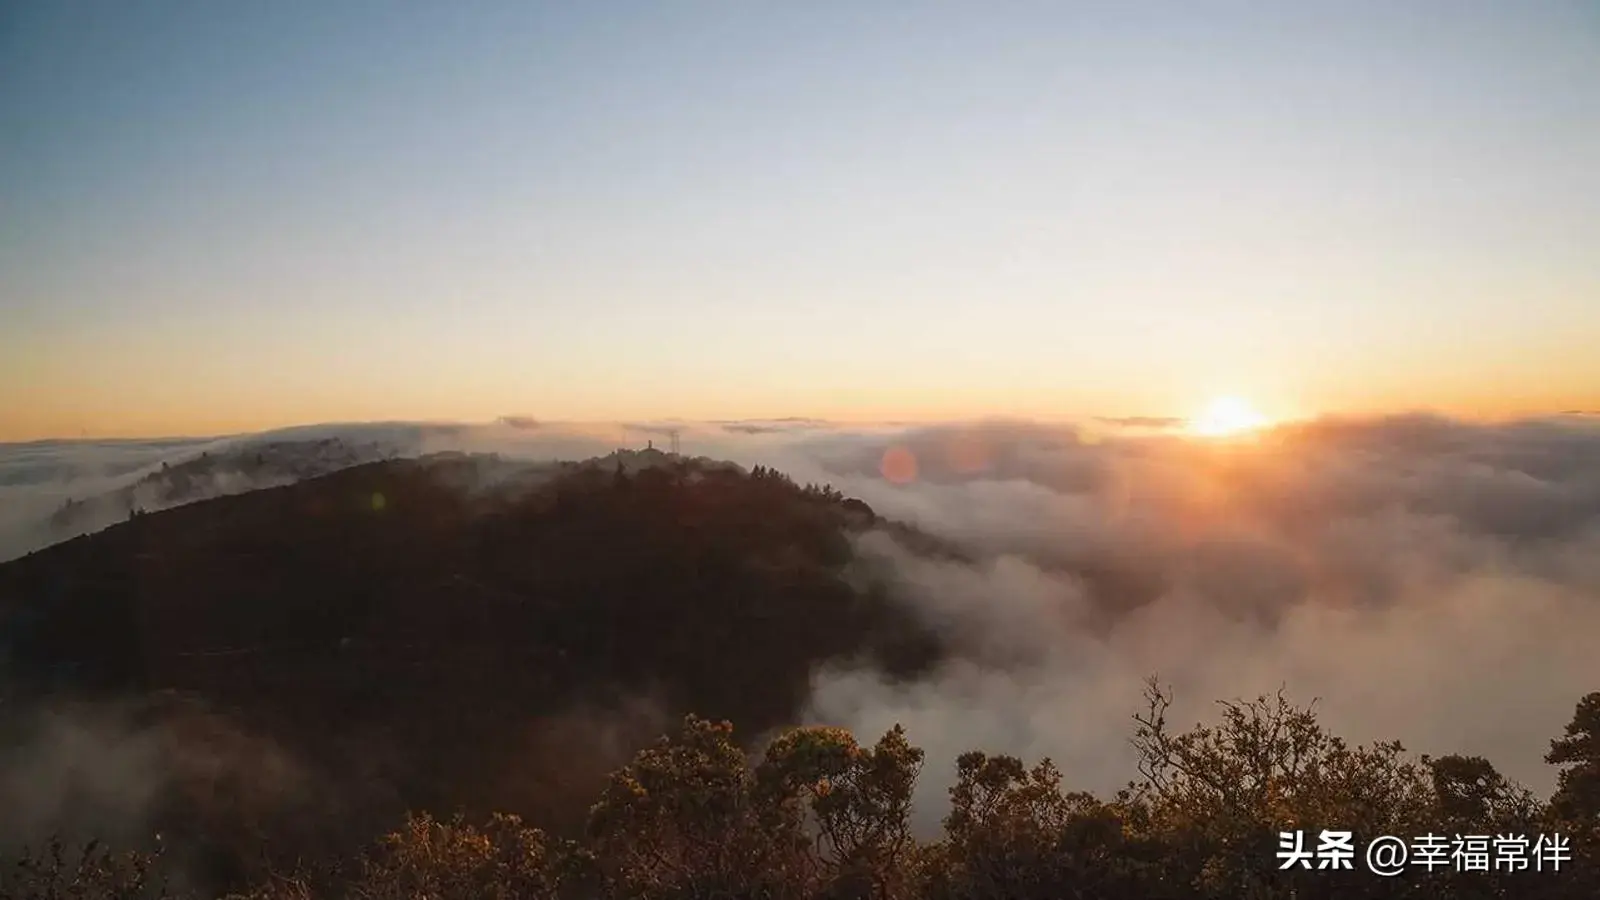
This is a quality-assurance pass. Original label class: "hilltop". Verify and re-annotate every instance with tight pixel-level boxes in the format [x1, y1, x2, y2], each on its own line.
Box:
[0, 452, 946, 884]
[40, 436, 404, 544]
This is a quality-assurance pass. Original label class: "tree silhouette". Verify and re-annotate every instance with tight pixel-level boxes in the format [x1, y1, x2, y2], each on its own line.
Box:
[8, 689, 1600, 900]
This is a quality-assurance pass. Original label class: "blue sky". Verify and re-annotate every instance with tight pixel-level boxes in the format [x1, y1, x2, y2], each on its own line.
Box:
[3, 1, 1598, 438]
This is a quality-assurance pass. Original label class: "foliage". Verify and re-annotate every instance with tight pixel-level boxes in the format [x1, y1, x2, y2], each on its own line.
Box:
[1544, 692, 1600, 897]
[1129, 679, 1438, 897]
[1547, 692, 1600, 828]
[8, 690, 1598, 900]
[346, 812, 564, 900]
[0, 838, 174, 900]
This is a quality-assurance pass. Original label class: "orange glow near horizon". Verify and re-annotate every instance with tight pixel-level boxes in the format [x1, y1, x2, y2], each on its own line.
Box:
[1191, 396, 1271, 438]
[0, 376, 1595, 444]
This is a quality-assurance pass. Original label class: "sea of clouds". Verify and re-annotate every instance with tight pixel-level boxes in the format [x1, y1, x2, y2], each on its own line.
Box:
[3, 411, 1598, 826]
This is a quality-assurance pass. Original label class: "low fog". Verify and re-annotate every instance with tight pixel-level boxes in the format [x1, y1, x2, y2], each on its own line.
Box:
[3, 411, 1598, 833]
[764, 413, 1600, 822]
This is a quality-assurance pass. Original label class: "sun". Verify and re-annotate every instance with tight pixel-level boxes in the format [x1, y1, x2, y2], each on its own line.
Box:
[1191, 395, 1269, 437]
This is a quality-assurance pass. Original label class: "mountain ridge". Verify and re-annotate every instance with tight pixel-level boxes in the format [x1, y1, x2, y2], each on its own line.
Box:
[0, 451, 950, 884]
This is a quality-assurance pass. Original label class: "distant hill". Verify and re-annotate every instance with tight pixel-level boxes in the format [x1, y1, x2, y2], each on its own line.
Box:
[41, 435, 402, 543]
[0, 452, 948, 886]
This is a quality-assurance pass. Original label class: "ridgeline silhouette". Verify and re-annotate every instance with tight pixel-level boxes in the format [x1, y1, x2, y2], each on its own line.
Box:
[0, 452, 945, 884]
[0, 453, 1594, 898]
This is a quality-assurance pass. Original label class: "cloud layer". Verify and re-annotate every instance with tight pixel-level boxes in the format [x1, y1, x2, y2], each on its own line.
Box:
[759, 415, 1600, 823]
[4, 412, 1598, 830]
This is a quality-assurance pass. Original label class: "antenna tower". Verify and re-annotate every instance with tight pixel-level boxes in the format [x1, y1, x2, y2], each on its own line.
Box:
[669, 429, 680, 455]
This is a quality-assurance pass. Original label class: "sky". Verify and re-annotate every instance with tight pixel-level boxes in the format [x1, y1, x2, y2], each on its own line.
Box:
[3, 1, 1598, 441]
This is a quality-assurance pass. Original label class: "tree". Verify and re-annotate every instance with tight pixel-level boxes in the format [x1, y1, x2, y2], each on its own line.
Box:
[1130, 679, 1434, 898]
[12, 673, 1600, 900]
[1543, 693, 1600, 899]
[348, 812, 563, 900]
[586, 715, 800, 899]
[585, 716, 927, 900]
[924, 751, 1152, 900]
[757, 724, 925, 900]
[1414, 755, 1545, 900]
[1548, 693, 1600, 828]
[0, 837, 175, 900]
[1424, 754, 1539, 831]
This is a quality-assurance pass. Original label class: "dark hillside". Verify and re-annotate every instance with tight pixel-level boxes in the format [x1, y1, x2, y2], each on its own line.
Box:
[0, 453, 947, 884]
[40, 436, 402, 546]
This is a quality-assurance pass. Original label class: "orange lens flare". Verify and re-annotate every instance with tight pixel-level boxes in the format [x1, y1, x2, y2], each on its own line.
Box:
[880, 445, 919, 484]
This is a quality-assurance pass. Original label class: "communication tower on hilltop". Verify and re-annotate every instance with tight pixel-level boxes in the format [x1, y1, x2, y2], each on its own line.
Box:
[669, 429, 680, 455]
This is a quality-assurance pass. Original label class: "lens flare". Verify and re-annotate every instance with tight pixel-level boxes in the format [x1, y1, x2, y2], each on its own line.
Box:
[880, 445, 919, 484]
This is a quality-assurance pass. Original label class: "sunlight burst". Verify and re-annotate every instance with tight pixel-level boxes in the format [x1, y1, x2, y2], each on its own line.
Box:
[1191, 396, 1269, 437]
